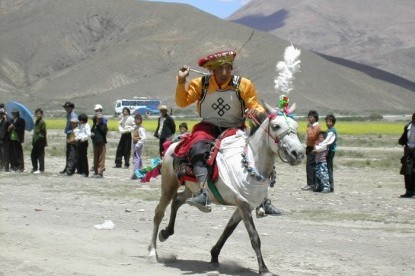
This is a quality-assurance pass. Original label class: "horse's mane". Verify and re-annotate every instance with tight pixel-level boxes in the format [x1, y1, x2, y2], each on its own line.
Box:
[248, 111, 268, 136]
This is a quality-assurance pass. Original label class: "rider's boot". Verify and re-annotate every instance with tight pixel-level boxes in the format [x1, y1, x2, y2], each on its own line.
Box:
[256, 198, 282, 216]
[186, 188, 211, 213]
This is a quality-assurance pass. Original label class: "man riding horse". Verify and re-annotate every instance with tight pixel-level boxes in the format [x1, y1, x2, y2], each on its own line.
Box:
[175, 49, 281, 215]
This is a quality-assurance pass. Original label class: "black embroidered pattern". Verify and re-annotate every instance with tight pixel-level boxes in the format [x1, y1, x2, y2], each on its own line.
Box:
[212, 98, 231, 116]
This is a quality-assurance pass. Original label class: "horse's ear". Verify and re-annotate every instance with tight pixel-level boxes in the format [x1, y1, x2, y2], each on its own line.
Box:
[261, 101, 276, 114]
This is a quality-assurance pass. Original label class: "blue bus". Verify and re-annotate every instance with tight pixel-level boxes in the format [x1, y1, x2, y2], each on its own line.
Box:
[114, 98, 161, 116]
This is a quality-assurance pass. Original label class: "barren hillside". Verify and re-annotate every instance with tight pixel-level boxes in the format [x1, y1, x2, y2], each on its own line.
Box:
[0, 0, 414, 115]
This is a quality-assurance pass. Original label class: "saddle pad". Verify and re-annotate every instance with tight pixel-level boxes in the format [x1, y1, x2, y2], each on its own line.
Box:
[216, 130, 270, 209]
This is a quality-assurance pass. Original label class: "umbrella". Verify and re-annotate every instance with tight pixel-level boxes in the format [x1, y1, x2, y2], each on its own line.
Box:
[5, 100, 35, 131]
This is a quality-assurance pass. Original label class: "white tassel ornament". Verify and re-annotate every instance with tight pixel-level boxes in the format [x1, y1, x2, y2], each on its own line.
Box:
[274, 44, 301, 95]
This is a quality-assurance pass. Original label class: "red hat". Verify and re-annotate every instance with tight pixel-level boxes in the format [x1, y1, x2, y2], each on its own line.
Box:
[198, 50, 237, 70]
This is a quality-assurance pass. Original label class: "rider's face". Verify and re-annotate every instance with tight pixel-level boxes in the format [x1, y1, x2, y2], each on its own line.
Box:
[213, 64, 232, 86]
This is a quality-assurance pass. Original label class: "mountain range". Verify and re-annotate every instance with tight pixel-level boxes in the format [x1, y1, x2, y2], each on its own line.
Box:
[229, 0, 415, 83]
[0, 0, 414, 116]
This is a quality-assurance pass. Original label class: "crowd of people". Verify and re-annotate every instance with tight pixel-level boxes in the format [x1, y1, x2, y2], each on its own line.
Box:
[0, 48, 414, 204]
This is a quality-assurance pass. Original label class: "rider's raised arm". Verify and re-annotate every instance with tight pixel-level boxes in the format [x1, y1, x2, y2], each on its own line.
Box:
[175, 77, 203, 108]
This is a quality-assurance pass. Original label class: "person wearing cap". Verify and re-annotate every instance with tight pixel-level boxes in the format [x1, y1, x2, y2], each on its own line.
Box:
[61, 101, 77, 174]
[175, 49, 281, 215]
[8, 109, 26, 172]
[0, 106, 11, 171]
[93, 104, 108, 125]
[154, 105, 176, 157]
[91, 111, 108, 178]
[302, 110, 321, 191]
[114, 107, 135, 168]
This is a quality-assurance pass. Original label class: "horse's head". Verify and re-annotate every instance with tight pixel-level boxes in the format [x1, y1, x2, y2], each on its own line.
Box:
[260, 102, 304, 165]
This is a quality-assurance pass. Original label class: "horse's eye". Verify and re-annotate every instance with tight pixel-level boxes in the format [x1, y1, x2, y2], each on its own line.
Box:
[271, 125, 280, 131]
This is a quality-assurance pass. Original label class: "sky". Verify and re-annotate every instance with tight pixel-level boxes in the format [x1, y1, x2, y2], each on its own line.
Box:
[143, 0, 251, 19]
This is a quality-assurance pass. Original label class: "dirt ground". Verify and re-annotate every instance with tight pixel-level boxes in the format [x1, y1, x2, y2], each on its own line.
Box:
[1, 132, 414, 276]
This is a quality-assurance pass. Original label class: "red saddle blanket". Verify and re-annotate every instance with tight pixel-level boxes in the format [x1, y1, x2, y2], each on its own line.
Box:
[172, 127, 239, 184]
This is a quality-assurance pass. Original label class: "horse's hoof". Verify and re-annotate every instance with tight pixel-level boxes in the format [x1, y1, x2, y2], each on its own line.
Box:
[158, 229, 169, 242]
[148, 249, 158, 263]
[260, 271, 274, 276]
[210, 257, 219, 264]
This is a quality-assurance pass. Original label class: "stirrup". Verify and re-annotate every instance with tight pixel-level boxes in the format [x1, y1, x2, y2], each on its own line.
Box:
[186, 190, 211, 213]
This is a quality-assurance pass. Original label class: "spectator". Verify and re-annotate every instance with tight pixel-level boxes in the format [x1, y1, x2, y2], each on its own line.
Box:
[173, 122, 189, 142]
[114, 107, 135, 168]
[0, 106, 11, 171]
[91, 112, 107, 178]
[65, 117, 78, 176]
[93, 104, 107, 124]
[302, 110, 321, 191]
[31, 108, 47, 174]
[313, 131, 330, 193]
[315, 114, 337, 192]
[131, 114, 147, 180]
[154, 105, 176, 157]
[90, 104, 107, 173]
[179, 122, 188, 135]
[60, 101, 77, 174]
[8, 109, 26, 172]
[75, 113, 91, 177]
[398, 112, 415, 198]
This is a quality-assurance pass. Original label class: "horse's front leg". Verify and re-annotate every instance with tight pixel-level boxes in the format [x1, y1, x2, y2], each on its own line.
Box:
[159, 188, 192, 242]
[210, 209, 242, 263]
[238, 201, 272, 276]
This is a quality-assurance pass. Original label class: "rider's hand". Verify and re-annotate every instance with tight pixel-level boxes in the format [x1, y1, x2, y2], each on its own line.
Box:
[177, 65, 189, 83]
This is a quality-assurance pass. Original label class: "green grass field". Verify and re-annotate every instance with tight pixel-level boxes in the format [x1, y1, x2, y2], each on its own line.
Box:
[44, 117, 405, 136]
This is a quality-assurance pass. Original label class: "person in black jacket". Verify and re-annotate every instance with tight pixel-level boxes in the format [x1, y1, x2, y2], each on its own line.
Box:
[91, 112, 108, 178]
[0, 106, 11, 171]
[154, 105, 176, 157]
[31, 108, 47, 174]
[398, 112, 415, 198]
[8, 109, 26, 172]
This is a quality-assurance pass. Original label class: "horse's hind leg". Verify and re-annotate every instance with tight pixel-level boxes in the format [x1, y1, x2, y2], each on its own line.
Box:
[210, 209, 242, 263]
[159, 187, 192, 242]
[238, 202, 272, 276]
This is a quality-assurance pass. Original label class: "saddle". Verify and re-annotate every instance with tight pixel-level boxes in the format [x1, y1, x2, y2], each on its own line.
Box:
[172, 128, 239, 185]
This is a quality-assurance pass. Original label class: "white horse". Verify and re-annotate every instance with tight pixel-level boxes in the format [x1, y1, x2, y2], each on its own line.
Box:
[148, 103, 304, 276]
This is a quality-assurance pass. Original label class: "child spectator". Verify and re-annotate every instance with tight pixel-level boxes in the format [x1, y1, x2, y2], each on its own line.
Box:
[178, 122, 188, 135]
[75, 113, 91, 177]
[65, 118, 78, 176]
[313, 131, 330, 193]
[131, 114, 147, 180]
[31, 108, 47, 174]
[91, 112, 107, 178]
[315, 114, 337, 192]
[173, 122, 189, 142]
[302, 110, 321, 190]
